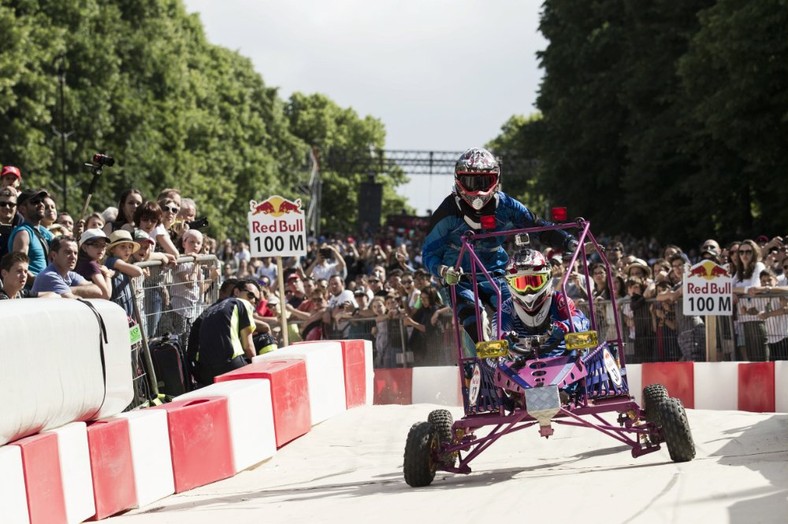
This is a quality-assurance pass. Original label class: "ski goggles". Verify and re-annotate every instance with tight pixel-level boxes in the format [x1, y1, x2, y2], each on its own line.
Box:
[506, 273, 548, 294]
[456, 173, 497, 193]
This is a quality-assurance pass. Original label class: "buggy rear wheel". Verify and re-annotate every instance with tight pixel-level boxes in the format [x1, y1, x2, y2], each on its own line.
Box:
[658, 397, 695, 462]
[404, 422, 438, 487]
[643, 384, 668, 424]
[428, 409, 457, 466]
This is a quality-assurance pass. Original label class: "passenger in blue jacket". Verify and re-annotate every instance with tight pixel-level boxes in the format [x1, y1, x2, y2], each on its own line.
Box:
[421, 147, 577, 343]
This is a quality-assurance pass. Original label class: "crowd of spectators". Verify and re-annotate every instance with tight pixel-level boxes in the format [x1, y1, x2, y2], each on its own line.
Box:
[2, 162, 787, 366]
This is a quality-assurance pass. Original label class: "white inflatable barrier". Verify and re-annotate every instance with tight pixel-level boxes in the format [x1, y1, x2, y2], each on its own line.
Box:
[0, 299, 133, 446]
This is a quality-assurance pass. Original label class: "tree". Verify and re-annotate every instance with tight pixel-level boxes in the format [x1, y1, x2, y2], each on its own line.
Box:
[0, 0, 410, 242]
[285, 92, 411, 235]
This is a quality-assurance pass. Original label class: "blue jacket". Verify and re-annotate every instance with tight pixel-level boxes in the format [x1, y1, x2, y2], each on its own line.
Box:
[422, 192, 573, 280]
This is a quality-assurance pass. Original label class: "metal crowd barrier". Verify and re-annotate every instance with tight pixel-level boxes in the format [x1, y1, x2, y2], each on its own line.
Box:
[127, 255, 220, 409]
[316, 295, 787, 368]
[125, 265, 787, 409]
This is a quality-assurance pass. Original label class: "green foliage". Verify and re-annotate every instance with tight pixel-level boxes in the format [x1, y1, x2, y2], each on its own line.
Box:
[286, 92, 411, 234]
[504, 0, 788, 246]
[485, 114, 550, 218]
[0, 0, 409, 241]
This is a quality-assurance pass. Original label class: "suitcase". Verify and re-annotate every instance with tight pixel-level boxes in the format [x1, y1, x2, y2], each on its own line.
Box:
[149, 334, 192, 396]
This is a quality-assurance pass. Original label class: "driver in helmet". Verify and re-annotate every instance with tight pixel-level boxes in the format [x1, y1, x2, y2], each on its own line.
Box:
[501, 248, 589, 361]
[422, 147, 578, 343]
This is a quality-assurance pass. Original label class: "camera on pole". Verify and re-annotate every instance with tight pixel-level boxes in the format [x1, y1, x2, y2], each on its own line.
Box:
[80, 152, 115, 219]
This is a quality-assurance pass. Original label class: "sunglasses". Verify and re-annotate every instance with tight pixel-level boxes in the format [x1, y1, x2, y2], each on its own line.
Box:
[0, 201, 16, 208]
[739, 249, 754, 255]
[244, 290, 260, 303]
[29, 198, 44, 205]
[163, 205, 179, 214]
[401, 280, 413, 285]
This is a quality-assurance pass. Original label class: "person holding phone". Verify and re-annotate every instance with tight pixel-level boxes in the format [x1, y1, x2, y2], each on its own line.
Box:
[306, 243, 347, 281]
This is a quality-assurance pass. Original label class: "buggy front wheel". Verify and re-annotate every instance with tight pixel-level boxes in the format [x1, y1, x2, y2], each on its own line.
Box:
[404, 421, 438, 487]
[658, 397, 695, 462]
[428, 409, 457, 466]
[643, 384, 668, 424]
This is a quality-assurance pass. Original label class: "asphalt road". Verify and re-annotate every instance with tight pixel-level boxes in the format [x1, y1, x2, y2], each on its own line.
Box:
[107, 405, 788, 524]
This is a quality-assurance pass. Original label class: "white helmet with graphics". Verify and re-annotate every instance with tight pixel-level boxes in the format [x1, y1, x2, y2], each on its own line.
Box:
[505, 248, 553, 328]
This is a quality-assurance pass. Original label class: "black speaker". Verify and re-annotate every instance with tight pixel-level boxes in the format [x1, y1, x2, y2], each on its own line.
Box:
[358, 182, 382, 233]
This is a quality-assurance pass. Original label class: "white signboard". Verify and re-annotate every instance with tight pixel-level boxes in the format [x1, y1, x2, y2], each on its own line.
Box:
[682, 260, 733, 316]
[248, 195, 307, 257]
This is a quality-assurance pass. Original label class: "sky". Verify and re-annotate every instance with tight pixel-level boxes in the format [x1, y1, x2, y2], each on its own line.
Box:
[182, 0, 547, 215]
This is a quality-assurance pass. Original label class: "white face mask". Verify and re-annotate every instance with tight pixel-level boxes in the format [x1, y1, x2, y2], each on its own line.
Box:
[513, 293, 553, 329]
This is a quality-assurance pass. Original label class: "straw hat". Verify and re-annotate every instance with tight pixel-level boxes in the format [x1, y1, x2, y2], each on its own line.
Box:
[107, 229, 140, 253]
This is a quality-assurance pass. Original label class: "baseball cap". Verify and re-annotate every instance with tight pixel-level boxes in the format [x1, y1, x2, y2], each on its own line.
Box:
[79, 228, 109, 248]
[133, 229, 155, 246]
[287, 273, 301, 282]
[267, 295, 280, 306]
[1, 166, 22, 180]
[354, 288, 367, 296]
[17, 188, 49, 206]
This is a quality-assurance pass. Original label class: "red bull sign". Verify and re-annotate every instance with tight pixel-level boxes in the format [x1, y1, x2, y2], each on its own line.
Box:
[248, 195, 307, 257]
[682, 260, 733, 316]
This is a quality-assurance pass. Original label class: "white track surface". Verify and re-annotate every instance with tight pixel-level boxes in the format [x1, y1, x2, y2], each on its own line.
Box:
[107, 405, 788, 524]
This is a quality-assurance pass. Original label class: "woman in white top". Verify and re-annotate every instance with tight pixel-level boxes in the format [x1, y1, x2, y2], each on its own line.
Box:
[154, 198, 182, 258]
[732, 239, 767, 361]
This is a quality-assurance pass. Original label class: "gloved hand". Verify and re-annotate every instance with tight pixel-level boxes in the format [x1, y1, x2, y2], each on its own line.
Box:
[564, 238, 579, 258]
[441, 265, 463, 286]
[549, 321, 569, 341]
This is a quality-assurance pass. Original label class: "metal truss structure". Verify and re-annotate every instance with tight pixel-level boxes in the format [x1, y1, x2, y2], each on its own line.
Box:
[296, 148, 538, 236]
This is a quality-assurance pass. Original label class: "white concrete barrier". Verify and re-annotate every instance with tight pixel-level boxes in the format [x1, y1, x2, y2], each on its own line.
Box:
[254, 342, 346, 424]
[694, 362, 739, 410]
[412, 366, 461, 406]
[115, 409, 175, 507]
[49, 422, 95, 524]
[0, 299, 133, 446]
[0, 445, 30, 524]
[776, 361, 788, 413]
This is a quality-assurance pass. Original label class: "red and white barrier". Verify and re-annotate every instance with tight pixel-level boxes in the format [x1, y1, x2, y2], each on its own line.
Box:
[373, 362, 788, 413]
[4, 326, 787, 522]
[49, 422, 95, 524]
[178, 379, 277, 472]
[11, 431, 67, 524]
[216, 359, 311, 448]
[332, 339, 374, 408]
[86, 418, 136, 521]
[0, 445, 30, 524]
[114, 409, 174, 507]
[254, 341, 347, 424]
[153, 397, 235, 493]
